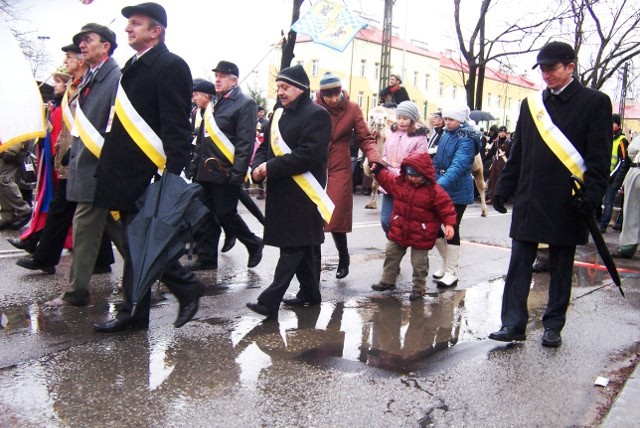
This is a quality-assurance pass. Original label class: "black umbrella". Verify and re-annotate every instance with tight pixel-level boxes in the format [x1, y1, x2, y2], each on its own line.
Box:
[571, 175, 624, 297]
[469, 110, 496, 122]
[127, 172, 209, 316]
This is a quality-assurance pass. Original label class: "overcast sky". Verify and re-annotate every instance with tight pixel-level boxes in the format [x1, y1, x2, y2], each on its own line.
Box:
[12, 0, 545, 87]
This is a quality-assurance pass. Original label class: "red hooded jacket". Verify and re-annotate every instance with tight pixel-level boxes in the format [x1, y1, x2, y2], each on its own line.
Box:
[376, 151, 457, 249]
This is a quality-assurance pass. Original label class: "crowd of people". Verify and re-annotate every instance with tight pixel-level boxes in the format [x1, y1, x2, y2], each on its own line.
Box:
[5, 4, 625, 349]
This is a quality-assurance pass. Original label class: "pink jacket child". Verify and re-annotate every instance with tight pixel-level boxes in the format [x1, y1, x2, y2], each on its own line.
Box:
[374, 151, 457, 250]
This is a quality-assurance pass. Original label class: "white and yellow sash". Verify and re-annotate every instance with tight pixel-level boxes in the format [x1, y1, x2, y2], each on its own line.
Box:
[114, 81, 166, 172]
[528, 90, 586, 181]
[270, 108, 334, 223]
[61, 91, 75, 131]
[71, 103, 104, 159]
[203, 103, 235, 163]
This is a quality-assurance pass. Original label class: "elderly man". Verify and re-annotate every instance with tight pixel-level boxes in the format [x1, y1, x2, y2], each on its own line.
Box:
[93, 2, 204, 332]
[190, 60, 263, 270]
[246, 64, 332, 319]
[43, 23, 123, 307]
[489, 41, 611, 347]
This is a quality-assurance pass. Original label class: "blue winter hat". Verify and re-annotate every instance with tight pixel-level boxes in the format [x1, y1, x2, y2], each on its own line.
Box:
[319, 71, 342, 95]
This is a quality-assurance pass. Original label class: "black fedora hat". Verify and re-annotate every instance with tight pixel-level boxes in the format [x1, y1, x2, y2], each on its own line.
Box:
[212, 61, 239, 78]
[122, 2, 168, 28]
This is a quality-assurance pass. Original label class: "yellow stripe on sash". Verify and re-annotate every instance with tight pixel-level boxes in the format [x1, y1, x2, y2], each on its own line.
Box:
[270, 108, 335, 223]
[73, 104, 103, 158]
[61, 91, 74, 131]
[203, 104, 235, 163]
[114, 81, 166, 172]
[528, 91, 585, 181]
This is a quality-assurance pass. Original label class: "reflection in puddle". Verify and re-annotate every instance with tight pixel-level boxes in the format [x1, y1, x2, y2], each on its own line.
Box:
[148, 330, 177, 391]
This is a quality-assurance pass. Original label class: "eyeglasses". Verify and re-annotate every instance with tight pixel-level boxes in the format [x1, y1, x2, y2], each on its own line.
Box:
[540, 63, 565, 73]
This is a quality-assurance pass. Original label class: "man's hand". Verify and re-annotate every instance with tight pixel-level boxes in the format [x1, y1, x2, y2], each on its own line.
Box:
[493, 195, 507, 214]
[252, 162, 267, 182]
[444, 224, 454, 240]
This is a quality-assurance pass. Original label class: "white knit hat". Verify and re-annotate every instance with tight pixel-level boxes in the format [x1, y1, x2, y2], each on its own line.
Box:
[442, 101, 470, 123]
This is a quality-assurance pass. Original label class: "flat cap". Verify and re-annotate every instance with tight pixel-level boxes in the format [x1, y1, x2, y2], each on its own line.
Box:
[498, 126, 507, 132]
[122, 2, 168, 28]
[212, 60, 239, 78]
[193, 80, 215, 95]
[72, 23, 117, 51]
[533, 41, 576, 69]
[61, 43, 81, 54]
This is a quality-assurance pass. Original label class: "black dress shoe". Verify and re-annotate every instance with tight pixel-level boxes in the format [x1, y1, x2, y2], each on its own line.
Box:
[542, 328, 562, 347]
[9, 210, 32, 230]
[7, 237, 37, 253]
[532, 257, 550, 272]
[489, 326, 526, 342]
[247, 241, 263, 268]
[371, 282, 396, 291]
[221, 236, 236, 253]
[93, 317, 149, 333]
[92, 265, 112, 274]
[336, 266, 349, 279]
[611, 251, 633, 259]
[246, 302, 277, 319]
[174, 284, 204, 328]
[16, 256, 56, 274]
[282, 297, 320, 307]
[185, 259, 218, 271]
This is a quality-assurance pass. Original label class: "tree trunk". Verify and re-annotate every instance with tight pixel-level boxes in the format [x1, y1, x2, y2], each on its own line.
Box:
[280, 0, 304, 71]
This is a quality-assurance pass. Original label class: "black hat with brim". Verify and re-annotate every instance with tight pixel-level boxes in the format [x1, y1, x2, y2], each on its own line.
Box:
[532, 41, 576, 69]
[122, 2, 168, 28]
[212, 61, 239, 78]
[72, 23, 117, 51]
[193, 80, 215, 95]
[61, 43, 81, 54]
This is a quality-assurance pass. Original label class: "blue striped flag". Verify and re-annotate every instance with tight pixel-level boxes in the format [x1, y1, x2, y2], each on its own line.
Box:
[291, 0, 368, 52]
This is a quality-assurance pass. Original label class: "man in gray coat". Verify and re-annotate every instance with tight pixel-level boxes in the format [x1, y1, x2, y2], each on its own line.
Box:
[44, 23, 123, 307]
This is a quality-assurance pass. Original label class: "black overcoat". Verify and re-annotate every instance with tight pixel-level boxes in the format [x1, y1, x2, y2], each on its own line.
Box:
[494, 79, 612, 245]
[252, 94, 331, 247]
[94, 43, 193, 212]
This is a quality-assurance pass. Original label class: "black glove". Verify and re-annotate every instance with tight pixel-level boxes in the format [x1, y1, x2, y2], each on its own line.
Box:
[573, 194, 595, 219]
[493, 195, 507, 214]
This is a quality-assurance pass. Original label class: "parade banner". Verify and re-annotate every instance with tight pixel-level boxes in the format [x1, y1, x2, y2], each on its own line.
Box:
[291, 0, 368, 52]
[0, 17, 45, 152]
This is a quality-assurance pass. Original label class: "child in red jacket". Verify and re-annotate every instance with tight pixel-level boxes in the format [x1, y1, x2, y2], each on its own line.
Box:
[371, 151, 456, 300]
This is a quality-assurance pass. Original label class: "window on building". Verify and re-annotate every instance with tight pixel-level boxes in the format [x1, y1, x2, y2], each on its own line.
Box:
[497, 95, 502, 108]
[438, 82, 444, 96]
[357, 91, 364, 108]
[310, 90, 317, 100]
[452, 85, 457, 99]
[508, 97, 512, 109]
[311, 60, 319, 77]
[487, 93, 492, 108]
[360, 60, 366, 77]
[413, 71, 418, 87]
[372, 94, 379, 106]
[425, 74, 430, 90]
[374, 62, 380, 80]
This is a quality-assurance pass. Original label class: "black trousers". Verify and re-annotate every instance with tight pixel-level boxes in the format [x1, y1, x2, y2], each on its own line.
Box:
[501, 239, 576, 331]
[32, 179, 114, 266]
[258, 245, 321, 310]
[116, 211, 203, 322]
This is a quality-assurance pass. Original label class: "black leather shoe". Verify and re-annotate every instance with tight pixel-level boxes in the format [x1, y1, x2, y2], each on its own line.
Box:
[542, 328, 562, 347]
[185, 259, 218, 271]
[92, 265, 112, 274]
[489, 326, 526, 342]
[246, 302, 277, 319]
[7, 237, 37, 253]
[174, 293, 203, 329]
[532, 257, 549, 272]
[371, 282, 396, 291]
[282, 297, 320, 307]
[336, 266, 349, 279]
[93, 317, 149, 333]
[16, 256, 55, 274]
[247, 241, 263, 268]
[221, 236, 236, 253]
[9, 210, 32, 230]
[611, 251, 633, 259]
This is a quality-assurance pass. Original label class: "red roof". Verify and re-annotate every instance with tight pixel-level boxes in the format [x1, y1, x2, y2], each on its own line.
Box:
[624, 103, 640, 119]
[440, 55, 539, 90]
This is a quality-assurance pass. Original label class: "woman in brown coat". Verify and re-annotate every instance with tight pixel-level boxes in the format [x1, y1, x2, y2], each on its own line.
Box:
[315, 72, 380, 278]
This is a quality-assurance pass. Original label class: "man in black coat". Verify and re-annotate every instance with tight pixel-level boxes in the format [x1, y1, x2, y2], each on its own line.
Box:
[489, 41, 612, 347]
[246, 64, 332, 319]
[92, 2, 204, 332]
[378, 74, 410, 106]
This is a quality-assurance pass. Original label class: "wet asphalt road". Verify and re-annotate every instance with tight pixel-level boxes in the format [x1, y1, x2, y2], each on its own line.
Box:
[0, 194, 639, 427]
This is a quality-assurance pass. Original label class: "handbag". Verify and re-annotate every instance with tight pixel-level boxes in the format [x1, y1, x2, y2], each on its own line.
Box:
[15, 153, 37, 190]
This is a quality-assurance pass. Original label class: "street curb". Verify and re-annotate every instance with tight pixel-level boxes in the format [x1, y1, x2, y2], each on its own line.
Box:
[601, 361, 640, 427]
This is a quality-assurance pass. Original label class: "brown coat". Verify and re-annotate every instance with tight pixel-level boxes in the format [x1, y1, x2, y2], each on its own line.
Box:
[316, 90, 380, 232]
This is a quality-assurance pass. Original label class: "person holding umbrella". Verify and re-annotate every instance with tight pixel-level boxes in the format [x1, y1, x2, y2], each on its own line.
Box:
[489, 41, 611, 347]
[92, 2, 205, 332]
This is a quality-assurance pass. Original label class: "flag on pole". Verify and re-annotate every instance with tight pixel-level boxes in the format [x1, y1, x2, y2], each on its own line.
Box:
[291, 0, 368, 52]
[0, 17, 45, 152]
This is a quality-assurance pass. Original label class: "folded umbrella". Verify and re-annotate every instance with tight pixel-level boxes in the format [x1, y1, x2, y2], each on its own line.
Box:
[571, 175, 624, 297]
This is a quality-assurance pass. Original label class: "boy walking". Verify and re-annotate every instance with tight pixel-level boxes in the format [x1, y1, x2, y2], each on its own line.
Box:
[371, 152, 456, 300]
